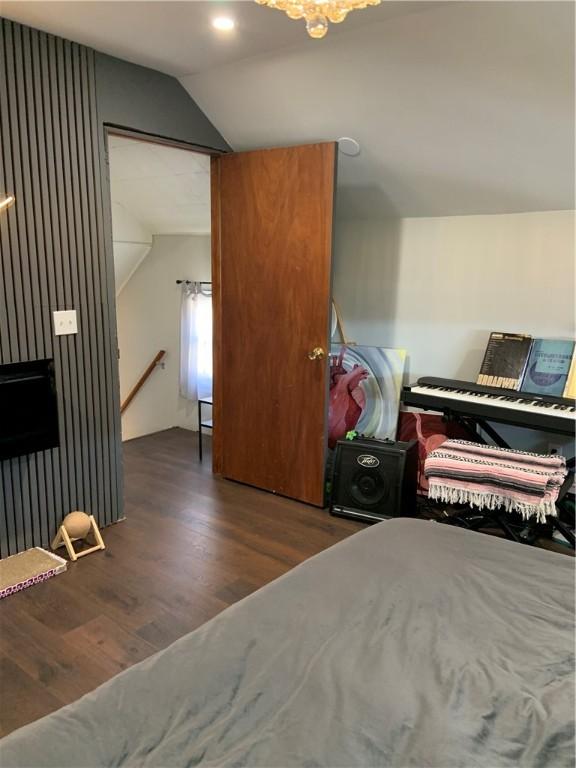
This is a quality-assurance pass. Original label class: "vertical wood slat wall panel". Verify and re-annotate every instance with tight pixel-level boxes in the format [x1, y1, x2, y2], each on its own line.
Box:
[0, 19, 122, 557]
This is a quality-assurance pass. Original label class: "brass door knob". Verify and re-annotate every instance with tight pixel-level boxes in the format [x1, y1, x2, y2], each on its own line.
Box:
[308, 347, 326, 360]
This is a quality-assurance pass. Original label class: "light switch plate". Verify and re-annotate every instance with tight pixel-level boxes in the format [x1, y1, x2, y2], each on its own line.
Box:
[53, 310, 78, 336]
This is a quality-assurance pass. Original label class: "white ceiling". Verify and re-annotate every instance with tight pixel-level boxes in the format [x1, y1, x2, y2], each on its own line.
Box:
[109, 134, 211, 234]
[108, 135, 210, 293]
[2, 0, 574, 217]
[0, 1, 441, 76]
[183, 1, 575, 217]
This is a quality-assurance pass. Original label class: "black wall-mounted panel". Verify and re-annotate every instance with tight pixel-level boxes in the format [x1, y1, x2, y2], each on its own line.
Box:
[0, 359, 60, 460]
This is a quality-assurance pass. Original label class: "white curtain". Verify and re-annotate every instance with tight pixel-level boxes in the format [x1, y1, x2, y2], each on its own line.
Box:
[180, 284, 212, 400]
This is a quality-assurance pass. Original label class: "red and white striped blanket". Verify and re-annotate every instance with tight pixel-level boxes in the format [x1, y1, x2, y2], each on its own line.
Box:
[424, 439, 568, 522]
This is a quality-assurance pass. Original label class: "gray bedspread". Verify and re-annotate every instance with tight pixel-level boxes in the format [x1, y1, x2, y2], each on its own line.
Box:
[1, 519, 574, 768]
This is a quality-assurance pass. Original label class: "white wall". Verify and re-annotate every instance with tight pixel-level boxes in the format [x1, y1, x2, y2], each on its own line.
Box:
[117, 215, 574, 447]
[117, 234, 211, 441]
[111, 201, 152, 295]
[334, 210, 575, 450]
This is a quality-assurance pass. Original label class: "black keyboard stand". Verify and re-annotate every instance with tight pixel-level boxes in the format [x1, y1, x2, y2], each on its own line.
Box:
[442, 507, 536, 544]
[438, 409, 575, 550]
[443, 409, 512, 449]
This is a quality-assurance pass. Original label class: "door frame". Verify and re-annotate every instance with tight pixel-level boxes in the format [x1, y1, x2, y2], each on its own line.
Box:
[104, 125, 226, 157]
[210, 156, 224, 474]
[101, 125, 225, 478]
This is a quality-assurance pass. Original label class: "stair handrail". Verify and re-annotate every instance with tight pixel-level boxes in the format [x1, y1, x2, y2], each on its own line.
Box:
[120, 350, 166, 414]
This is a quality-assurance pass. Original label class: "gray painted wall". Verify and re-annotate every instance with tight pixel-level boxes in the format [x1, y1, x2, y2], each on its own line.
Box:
[0, 19, 228, 556]
[96, 52, 229, 152]
[0, 19, 120, 557]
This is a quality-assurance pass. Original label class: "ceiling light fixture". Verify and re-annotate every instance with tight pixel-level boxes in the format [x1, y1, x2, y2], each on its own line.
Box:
[0, 194, 15, 212]
[212, 16, 236, 31]
[255, 0, 380, 39]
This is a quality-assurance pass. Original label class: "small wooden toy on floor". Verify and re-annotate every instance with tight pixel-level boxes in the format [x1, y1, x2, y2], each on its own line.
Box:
[51, 511, 105, 562]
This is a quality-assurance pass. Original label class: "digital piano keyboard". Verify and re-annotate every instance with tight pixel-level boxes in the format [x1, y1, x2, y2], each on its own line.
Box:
[402, 377, 576, 437]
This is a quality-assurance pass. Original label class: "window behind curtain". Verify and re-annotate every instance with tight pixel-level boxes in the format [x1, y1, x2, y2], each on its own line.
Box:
[180, 287, 212, 401]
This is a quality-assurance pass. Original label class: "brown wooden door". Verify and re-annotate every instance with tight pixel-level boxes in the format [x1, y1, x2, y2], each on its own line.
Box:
[211, 143, 336, 506]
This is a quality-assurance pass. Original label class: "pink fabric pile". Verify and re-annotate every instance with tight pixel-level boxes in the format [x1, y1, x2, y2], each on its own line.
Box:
[424, 439, 568, 523]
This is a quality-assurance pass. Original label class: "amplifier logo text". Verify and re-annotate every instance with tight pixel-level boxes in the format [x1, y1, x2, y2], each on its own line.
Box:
[357, 454, 380, 468]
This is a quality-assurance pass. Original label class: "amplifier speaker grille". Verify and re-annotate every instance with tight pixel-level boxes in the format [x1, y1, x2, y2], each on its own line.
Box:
[330, 438, 418, 522]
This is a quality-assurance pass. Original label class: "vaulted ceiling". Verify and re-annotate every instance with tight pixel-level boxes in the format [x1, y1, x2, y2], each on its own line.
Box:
[183, 1, 575, 218]
[0, 1, 440, 75]
[2, 0, 574, 217]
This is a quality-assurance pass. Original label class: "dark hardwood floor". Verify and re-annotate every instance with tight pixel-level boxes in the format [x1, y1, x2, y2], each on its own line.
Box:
[0, 428, 363, 737]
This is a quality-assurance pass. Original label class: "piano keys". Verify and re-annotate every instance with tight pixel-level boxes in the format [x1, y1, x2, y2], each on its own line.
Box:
[402, 377, 575, 437]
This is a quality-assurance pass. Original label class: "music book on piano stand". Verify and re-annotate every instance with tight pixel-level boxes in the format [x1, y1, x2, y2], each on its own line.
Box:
[477, 331, 532, 390]
[563, 351, 576, 399]
[521, 338, 575, 397]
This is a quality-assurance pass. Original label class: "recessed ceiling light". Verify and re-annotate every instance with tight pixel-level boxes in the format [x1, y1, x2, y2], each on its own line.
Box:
[212, 17, 235, 31]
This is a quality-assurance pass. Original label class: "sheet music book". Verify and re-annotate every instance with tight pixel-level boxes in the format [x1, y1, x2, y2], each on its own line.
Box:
[476, 332, 532, 390]
[564, 352, 576, 399]
[520, 339, 575, 397]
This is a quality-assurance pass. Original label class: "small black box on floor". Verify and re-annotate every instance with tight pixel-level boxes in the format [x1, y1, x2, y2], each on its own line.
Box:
[330, 438, 418, 523]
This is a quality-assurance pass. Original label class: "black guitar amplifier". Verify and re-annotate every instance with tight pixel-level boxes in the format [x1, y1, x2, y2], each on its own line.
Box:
[330, 438, 418, 522]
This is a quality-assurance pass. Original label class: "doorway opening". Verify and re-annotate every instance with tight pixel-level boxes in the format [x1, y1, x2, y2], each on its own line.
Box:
[108, 133, 213, 456]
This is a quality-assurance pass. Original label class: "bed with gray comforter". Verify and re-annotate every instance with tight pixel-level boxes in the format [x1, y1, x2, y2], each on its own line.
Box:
[1, 519, 574, 767]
